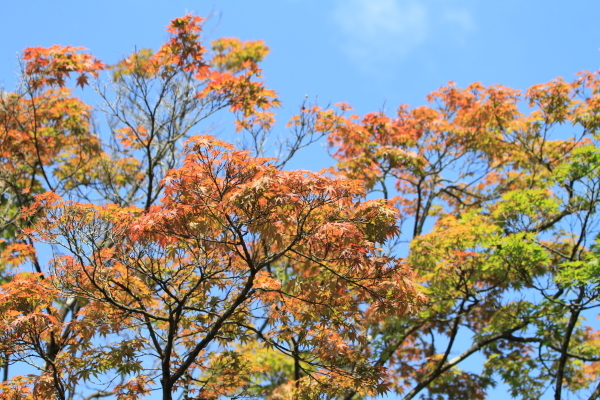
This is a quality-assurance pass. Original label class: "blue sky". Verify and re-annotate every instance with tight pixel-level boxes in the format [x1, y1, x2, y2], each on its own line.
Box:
[2, 1, 600, 399]
[8, 1, 594, 175]
[2, 2, 599, 154]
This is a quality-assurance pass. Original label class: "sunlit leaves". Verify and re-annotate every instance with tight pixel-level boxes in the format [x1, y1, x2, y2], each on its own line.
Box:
[325, 69, 600, 399]
[22, 45, 105, 89]
[5, 8, 600, 400]
[211, 37, 270, 73]
[22, 135, 420, 398]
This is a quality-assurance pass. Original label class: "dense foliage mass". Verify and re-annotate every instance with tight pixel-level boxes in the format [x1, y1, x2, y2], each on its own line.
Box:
[1, 14, 600, 400]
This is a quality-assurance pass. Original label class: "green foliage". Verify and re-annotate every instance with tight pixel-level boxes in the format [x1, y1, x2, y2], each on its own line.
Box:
[4, 11, 600, 400]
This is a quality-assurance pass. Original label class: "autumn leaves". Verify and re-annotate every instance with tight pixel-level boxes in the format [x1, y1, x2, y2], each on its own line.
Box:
[0, 14, 421, 399]
[3, 12, 600, 400]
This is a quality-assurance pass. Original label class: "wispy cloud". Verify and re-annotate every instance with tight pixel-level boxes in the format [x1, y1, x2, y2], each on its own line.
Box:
[441, 8, 476, 37]
[333, 0, 475, 71]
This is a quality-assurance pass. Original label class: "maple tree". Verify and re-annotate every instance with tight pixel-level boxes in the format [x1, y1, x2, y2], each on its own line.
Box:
[322, 76, 600, 400]
[3, 12, 600, 400]
[0, 15, 419, 400]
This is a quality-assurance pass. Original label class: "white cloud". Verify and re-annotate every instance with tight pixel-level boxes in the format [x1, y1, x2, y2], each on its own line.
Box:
[442, 8, 476, 33]
[333, 0, 475, 71]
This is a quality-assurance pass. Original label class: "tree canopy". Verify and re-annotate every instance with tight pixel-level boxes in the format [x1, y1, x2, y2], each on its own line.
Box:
[2, 14, 600, 400]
